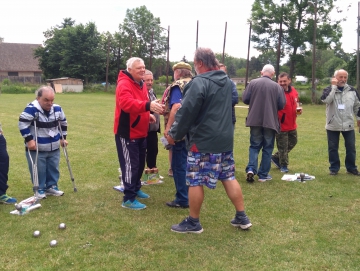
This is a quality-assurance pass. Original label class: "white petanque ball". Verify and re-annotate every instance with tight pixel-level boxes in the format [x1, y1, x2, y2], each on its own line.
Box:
[49, 240, 58, 247]
[58, 223, 66, 229]
[33, 230, 40, 237]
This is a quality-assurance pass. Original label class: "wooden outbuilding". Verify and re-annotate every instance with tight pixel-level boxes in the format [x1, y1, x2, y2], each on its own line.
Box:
[46, 77, 83, 93]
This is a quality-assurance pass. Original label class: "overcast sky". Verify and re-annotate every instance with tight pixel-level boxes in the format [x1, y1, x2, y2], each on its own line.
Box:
[1, 0, 357, 62]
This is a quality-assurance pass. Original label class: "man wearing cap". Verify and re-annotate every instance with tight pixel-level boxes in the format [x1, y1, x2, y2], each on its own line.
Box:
[164, 62, 193, 208]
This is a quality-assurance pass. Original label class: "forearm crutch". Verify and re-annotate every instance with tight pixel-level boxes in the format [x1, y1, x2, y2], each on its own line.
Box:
[58, 120, 77, 192]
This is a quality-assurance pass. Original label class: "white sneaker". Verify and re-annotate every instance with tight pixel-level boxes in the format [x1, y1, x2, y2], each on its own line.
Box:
[36, 190, 47, 199]
[45, 186, 64, 196]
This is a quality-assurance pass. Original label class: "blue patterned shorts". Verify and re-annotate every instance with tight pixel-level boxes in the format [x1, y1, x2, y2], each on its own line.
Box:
[186, 150, 235, 189]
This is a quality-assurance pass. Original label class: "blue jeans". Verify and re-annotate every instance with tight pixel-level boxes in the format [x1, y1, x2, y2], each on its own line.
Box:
[171, 140, 188, 205]
[26, 149, 60, 191]
[327, 130, 357, 172]
[246, 126, 276, 178]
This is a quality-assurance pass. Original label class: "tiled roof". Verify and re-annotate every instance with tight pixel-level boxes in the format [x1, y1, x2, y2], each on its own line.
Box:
[0, 43, 42, 72]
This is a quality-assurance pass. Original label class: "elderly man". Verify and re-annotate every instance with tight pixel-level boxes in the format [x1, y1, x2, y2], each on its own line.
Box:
[242, 64, 286, 183]
[164, 62, 193, 208]
[114, 57, 164, 210]
[19, 86, 67, 198]
[166, 48, 251, 233]
[144, 69, 160, 170]
[321, 69, 360, 176]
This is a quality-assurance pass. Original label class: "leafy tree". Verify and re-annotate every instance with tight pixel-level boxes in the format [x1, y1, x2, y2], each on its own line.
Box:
[35, 19, 106, 84]
[119, 6, 167, 68]
[250, 0, 346, 78]
[346, 53, 357, 86]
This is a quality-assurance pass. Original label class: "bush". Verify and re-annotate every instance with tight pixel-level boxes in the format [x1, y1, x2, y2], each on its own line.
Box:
[0, 83, 37, 94]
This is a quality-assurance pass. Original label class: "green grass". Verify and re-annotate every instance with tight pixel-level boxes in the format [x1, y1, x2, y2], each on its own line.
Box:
[1, 93, 360, 270]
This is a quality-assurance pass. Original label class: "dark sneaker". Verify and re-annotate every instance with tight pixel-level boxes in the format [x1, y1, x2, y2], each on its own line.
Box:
[280, 166, 289, 173]
[166, 200, 189, 208]
[0, 194, 17, 204]
[171, 217, 203, 234]
[271, 156, 281, 169]
[246, 170, 255, 183]
[122, 199, 146, 210]
[231, 214, 252, 230]
[136, 190, 150, 199]
[258, 175, 272, 182]
[347, 169, 360, 176]
[168, 168, 173, 177]
[329, 171, 338, 175]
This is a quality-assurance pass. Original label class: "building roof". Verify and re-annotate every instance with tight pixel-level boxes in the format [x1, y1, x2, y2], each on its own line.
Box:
[0, 42, 42, 72]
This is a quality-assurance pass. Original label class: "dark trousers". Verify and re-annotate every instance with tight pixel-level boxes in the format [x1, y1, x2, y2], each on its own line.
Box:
[0, 134, 9, 195]
[115, 135, 146, 202]
[327, 129, 357, 172]
[146, 131, 158, 169]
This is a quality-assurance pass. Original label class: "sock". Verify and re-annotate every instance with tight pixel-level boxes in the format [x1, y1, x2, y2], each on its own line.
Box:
[236, 211, 245, 217]
[188, 216, 199, 223]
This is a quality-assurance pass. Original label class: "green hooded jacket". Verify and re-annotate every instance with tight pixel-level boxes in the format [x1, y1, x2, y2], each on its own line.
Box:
[168, 70, 233, 153]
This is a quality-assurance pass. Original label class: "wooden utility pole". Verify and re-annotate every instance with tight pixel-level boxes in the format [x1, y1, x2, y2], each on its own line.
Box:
[276, 4, 284, 81]
[245, 21, 252, 88]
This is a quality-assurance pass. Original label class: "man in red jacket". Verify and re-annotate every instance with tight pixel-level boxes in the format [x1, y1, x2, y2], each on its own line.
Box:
[114, 57, 164, 210]
[271, 72, 302, 173]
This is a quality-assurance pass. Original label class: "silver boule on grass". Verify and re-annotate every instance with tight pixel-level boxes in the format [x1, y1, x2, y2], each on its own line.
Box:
[33, 230, 40, 237]
[58, 223, 66, 230]
[49, 240, 58, 247]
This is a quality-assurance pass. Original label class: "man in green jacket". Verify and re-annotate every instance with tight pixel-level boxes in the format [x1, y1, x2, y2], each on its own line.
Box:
[166, 47, 252, 234]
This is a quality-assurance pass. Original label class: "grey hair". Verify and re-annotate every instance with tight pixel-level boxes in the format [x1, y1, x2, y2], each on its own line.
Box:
[194, 47, 218, 70]
[36, 85, 55, 97]
[262, 64, 275, 73]
[126, 57, 145, 71]
[334, 69, 348, 77]
[144, 69, 153, 76]
[176, 69, 193, 78]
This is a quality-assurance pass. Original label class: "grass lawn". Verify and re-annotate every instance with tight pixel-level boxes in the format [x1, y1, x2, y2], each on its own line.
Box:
[1, 93, 360, 270]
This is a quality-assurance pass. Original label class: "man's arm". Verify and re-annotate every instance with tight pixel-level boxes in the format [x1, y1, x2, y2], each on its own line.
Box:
[231, 80, 238, 106]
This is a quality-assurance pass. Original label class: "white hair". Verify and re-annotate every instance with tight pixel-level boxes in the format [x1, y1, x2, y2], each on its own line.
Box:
[126, 57, 145, 71]
[334, 69, 348, 77]
[144, 69, 153, 76]
[262, 64, 275, 73]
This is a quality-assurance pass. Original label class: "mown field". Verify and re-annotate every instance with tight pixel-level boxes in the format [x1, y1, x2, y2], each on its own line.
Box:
[1, 92, 360, 271]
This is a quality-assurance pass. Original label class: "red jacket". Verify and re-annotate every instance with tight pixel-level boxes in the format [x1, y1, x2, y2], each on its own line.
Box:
[113, 70, 151, 139]
[278, 86, 299, 132]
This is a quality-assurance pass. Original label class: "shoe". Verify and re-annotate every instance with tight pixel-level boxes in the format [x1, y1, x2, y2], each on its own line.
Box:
[168, 168, 173, 177]
[0, 194, 17, 204]
[258, 175, 272, 182]
[347, 169, 360, 176]
[230, 214, 252, 230]
[166, 200, 189, 208]
[122, 199, 146, 210]
[45, 186, 64, 196]
[246, 170, 255, 183]
[136, 190, 150, 199]
[280, 166, 289, 173]
[36, 190, 47, 199]
[329, 171, 338, 175]
[171, 217, 203, 234]
[271, 156, 281, 169]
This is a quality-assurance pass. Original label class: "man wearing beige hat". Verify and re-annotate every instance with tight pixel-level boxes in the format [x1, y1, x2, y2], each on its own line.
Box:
[163, 62, 193, 208]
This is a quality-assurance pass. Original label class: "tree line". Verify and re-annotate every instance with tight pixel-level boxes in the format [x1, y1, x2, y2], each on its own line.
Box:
[33, 2, 357, 86]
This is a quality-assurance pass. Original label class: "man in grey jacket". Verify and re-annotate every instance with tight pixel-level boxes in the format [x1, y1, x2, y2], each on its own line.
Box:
[321, 69, 360, 175]
[242, 64, 286, 182]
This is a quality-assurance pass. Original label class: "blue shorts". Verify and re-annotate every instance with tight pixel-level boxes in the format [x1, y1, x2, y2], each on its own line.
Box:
[186, 150, 235, 189]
